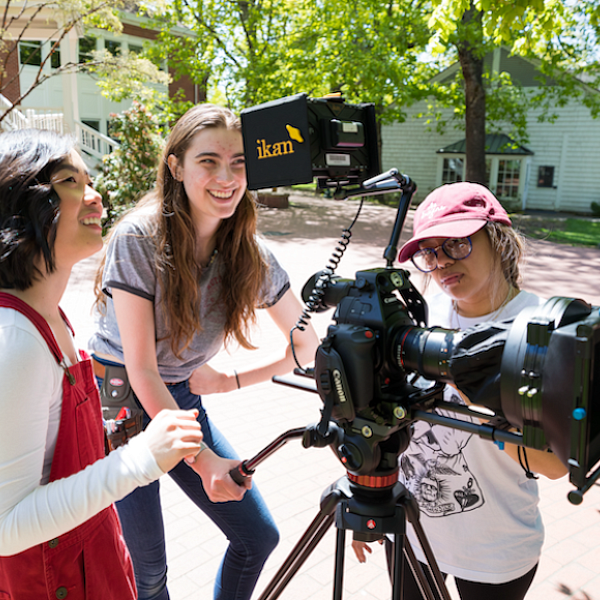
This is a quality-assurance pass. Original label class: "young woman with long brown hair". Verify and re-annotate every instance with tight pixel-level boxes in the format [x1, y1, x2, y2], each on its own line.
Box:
[89, 104, 318, 600]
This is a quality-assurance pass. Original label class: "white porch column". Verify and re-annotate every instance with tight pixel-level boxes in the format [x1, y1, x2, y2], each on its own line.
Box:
[60, 28, 80, 133]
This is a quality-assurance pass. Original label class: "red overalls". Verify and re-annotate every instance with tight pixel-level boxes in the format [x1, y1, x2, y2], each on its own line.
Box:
[0, 294, 136, 600]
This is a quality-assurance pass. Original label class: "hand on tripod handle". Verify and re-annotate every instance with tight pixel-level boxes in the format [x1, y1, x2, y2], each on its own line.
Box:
[227, 427, 308, 486]
[229, 460, 255, 486]
[187, 451, 250, 501]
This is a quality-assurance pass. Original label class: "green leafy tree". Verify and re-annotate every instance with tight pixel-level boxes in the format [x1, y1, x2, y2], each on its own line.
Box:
[95, 101, 165, 228]
[147, 0, 435, 160]
[146, 0, 318, 111]
[148, 0, 600, 186]
[425, 0, 600, 183]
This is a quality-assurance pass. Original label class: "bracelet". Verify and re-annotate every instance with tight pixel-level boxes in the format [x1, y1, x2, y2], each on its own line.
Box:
[189, 441, 208, 464]
[234, 370, 241, 389]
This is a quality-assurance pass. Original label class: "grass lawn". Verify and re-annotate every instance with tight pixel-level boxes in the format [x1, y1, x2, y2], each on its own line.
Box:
[511, 215, 600, 248]
[542, 218, 600, 247]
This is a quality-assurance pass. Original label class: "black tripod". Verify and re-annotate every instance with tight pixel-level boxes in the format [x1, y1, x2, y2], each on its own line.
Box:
[230, 426, 452, 600]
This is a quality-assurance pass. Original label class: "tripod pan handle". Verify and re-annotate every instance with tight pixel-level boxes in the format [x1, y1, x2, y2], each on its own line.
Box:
[229, 460, 255, 486]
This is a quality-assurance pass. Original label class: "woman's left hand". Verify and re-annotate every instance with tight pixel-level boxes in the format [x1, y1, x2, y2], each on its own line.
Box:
[189, 450, 251, 502]
[189, 364, 237, 395]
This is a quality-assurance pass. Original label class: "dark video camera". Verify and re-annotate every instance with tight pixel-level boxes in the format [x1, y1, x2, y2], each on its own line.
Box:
[306, 268, 600, 504]
[241, 93, 600, 504]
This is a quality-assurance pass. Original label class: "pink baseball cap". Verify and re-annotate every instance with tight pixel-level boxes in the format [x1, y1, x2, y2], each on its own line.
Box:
[398, 182, 512, 263]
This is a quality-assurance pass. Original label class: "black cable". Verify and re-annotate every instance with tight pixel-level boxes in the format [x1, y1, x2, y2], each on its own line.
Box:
[518, 446, 539, 480]
[289, 198, 365, 373]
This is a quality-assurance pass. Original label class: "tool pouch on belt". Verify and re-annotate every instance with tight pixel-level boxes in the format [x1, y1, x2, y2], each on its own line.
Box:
[100, 364, 144, 453]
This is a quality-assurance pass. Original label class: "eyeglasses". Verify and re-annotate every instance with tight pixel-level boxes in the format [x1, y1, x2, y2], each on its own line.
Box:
[411, 237, 473, 273]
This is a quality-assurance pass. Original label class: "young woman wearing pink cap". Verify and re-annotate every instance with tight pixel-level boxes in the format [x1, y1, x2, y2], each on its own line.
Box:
[354, 182, 566, 599]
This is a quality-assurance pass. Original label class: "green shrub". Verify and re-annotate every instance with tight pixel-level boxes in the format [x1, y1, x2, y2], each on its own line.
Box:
[95, 102, 165, 230]
[591, 201, 600, 217]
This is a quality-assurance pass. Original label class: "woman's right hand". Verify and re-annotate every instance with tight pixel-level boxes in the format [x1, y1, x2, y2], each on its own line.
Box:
[142, 409, 204, 473]
[188, 451, 250, 503]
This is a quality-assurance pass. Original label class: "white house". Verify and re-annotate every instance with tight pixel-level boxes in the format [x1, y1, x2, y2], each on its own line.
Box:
[0, 5, 198, 168]
[381, 48, 600, 214]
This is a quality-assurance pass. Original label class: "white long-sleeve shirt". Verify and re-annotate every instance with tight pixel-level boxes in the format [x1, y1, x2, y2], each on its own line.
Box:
[0, 307, 163, 556]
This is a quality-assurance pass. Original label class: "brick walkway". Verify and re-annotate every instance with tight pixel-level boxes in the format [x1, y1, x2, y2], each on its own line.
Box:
[62, 193, 600, 600]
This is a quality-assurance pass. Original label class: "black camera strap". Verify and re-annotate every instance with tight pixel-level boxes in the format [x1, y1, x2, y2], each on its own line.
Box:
[518, 446, 539, 480]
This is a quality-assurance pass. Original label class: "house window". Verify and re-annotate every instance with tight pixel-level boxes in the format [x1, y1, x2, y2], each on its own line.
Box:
[79, 37, 96, 63]
[19, 41, 42, 67]
[438, 155, 527, 202]
[82, 119, 100, 132]
[496, 159, 520, 199]
[537, 166, 554, 188]
[128, 44, 143, 56]
[105, 40, 122, 57]
[441, 158, 464, 184]
[50, 46, 61, 69]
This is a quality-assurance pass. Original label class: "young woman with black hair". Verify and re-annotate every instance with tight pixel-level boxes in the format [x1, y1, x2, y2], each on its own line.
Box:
[0, 129, 203, 600]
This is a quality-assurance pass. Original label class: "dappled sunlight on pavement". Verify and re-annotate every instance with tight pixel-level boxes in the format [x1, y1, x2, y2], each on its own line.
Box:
[523, 239, 600, 306]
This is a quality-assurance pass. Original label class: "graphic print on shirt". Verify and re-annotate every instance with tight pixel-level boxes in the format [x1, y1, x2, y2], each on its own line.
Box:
[400, 391, 484, 517]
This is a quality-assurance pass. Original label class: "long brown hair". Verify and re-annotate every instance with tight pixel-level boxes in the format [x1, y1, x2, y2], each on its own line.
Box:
[95, 104, 268, 357]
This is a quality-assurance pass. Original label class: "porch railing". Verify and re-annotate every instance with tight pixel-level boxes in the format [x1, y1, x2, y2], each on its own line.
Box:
[0, 94, 64, 133]
[75, 120, 120, 161]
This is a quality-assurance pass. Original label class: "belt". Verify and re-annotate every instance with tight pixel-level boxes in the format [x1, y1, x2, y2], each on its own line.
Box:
[91, 357, 184, 386]
[92, 357, 113, 380]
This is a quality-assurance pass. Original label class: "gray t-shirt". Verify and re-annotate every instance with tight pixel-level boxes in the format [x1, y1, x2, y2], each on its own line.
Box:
[88, 213, 290, 381]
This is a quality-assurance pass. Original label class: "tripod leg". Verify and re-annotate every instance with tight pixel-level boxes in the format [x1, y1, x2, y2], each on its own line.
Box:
[258, 511, 336, 600]
[389, 534, 445, 600]
[407, 516, 452, 600]
[333, 528, 346, 600]
[403, 538, 437, 600]
[391, 533, 405, 600]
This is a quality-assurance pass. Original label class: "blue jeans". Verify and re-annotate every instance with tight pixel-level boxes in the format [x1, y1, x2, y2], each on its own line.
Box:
[96, 362, 279, 600]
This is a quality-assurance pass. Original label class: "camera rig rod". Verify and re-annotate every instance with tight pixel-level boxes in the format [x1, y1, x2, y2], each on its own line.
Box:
[362, 169, 417, 267]
[412, 408, 523, 450]
[339, 168, 418, 268]
[229, 427, 306, 485]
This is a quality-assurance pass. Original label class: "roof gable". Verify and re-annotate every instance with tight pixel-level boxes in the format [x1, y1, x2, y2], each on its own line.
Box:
[437, 133, 533, 155]
[433, 47, 556, 87]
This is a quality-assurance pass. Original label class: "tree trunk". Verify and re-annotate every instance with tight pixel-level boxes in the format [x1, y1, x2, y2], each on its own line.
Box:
[457, 5, 487, 185]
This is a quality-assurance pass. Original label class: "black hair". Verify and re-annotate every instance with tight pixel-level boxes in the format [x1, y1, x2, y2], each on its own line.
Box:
[0, 129, 75, 289]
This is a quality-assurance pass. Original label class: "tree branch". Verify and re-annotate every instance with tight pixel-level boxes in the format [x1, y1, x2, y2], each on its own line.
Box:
[1, 2, 46, 77]
[1, 0, 122, 108]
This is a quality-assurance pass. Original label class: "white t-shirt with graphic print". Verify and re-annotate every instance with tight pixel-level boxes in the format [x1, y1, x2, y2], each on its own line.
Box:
[400, 289, 546, 584]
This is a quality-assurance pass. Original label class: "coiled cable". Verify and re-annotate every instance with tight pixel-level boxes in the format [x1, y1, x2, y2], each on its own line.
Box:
[290, 197, 365, 373]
